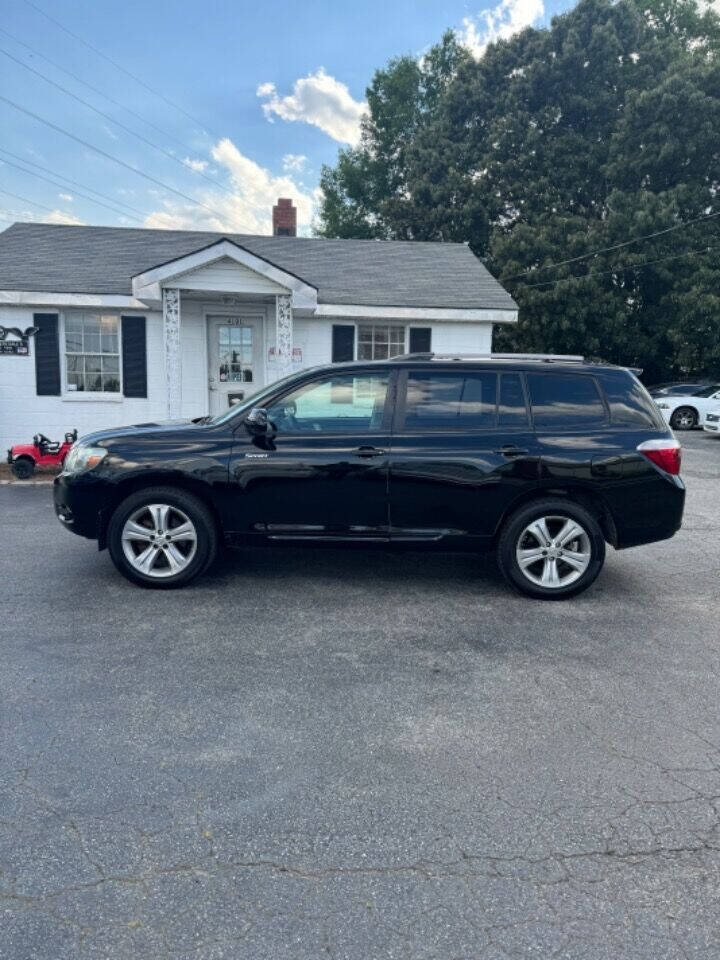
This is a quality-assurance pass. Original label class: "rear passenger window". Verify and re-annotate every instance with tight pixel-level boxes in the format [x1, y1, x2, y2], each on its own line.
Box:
[403, 372, 497, 430]
[527, 373, 606, 428]
[602, 373, 666, 429]
[498, 373, 529, 427]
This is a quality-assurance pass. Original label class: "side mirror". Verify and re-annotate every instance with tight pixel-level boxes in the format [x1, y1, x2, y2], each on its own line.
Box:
[245, 407, 269, 436]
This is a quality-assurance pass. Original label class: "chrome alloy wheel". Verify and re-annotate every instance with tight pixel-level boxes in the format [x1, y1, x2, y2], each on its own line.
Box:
[673, 409, 696, 429]
[515, 515, 592, 589]
[121, 503, 197, 579]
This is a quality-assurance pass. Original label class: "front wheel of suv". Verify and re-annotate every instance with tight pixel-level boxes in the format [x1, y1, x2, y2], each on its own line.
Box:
[107, 486, 218, 589]
[497, 498, 606, 600]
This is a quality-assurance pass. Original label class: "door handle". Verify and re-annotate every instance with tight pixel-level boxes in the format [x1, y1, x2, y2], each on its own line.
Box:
[355, 445, 386, 458]
[495, 445, 528, 457]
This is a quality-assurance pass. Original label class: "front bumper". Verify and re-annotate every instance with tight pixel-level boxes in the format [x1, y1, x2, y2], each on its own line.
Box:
[53, 472, 111, 541]
[703, 417, 720, 433]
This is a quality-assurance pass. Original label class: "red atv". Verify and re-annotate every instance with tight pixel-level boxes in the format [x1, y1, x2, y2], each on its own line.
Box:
[7, 429, 78, 480]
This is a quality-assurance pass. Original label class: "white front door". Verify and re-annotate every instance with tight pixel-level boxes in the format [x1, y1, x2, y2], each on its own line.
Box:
[208, 315, 264, 416]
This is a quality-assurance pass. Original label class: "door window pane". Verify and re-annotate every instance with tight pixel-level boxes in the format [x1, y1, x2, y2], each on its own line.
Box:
[403, 372, 497, 430]
[527, 373, 606, 428]
[218, 323, 253, 383]
[498, 373, 529, 427]
[266, 374, 388, 433]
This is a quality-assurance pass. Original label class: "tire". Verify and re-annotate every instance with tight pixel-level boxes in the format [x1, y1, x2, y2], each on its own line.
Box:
[497, 498, 606, 600]
[670, 406, 698, 430]
[107, 486, 218, 589]
[11, 456, 35, 480]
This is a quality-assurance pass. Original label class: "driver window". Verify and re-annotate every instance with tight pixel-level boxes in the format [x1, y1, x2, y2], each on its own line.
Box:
[266, 373, 388, 433]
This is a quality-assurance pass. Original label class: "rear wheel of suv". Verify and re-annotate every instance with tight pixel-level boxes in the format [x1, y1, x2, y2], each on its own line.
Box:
[670, 406, 697, 430]
[107, 486, 217, 589]
[497, 498, 606, 600]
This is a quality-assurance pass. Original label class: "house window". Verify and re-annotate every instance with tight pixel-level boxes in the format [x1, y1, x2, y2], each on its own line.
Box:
[357, 324, 405, 361]
[64, 313, 121, 392]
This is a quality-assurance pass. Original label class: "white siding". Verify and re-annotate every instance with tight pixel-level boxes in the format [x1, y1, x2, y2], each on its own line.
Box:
[175, 300, 213, 417]
[0, 303, 207, 450]
[170, 258, 288, 296]
[268, 317, 494, 378]
[426, 321, 493, 355]
[291, 317, 333, 371]
[287, 317, 494, 367]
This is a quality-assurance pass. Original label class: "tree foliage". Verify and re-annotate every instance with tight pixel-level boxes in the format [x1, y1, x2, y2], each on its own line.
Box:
[316, 0, 720, 381]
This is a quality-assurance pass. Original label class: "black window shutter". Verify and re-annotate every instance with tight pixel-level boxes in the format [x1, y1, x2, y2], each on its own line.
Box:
[121, 315, 147, 398]
[34, 313, 61, 396]
[409, 327, 432, 354]
[332, 324, 355, 362]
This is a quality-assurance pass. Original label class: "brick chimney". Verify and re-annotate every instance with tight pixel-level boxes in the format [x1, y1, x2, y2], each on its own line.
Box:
[272, 197, 297, 236]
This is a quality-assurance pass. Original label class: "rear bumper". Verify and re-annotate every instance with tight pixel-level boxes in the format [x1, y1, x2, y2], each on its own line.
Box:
[611, 474, 685, 549]
[53, 473, 110, 541]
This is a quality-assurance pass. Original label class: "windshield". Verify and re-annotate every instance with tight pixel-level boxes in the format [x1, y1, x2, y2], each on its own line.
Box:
[208, 368, 320, 425]
[694, 384, 720, 398]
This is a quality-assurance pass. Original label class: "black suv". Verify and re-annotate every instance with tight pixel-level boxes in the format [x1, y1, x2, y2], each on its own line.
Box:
[54, 355, 684, 599]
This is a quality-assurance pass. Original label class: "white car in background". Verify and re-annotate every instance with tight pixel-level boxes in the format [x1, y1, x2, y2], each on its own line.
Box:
[654, 384, 720, 430]
[703, 408, 720, 436]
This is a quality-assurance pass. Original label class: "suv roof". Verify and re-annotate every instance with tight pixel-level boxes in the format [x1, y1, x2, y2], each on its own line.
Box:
[360, 353, 638, 376]
[392, 352, 585, 364]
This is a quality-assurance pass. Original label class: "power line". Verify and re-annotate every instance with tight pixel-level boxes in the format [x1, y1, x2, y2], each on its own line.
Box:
[23, 0, 224, 141]
[0, 153, 144, 223]
[0, 94, 229, 222]
[0, 25, 209, 160]
[0, 46, 237, 199]
[503, 210, 720, 280]
[0, 147, 150, 219]
[510, 242, 720, 291]
[0, 185, 78, 216]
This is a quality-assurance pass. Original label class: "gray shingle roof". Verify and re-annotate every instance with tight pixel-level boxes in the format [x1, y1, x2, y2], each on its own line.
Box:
[0, 222, 517, 311]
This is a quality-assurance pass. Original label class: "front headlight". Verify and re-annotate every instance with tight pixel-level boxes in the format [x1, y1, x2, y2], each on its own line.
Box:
[63, 444, 107, 475]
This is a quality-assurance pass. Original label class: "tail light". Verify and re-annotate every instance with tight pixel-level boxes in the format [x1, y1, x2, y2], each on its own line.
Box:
[637, 438, 681, 476]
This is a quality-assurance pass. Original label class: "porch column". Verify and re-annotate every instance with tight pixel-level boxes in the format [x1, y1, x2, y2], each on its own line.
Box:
[274, 293, 293, 379]
[163, 287, 182, 419]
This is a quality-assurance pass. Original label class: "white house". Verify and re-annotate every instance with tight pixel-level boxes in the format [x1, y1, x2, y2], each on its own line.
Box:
[0, 201, 517, 451]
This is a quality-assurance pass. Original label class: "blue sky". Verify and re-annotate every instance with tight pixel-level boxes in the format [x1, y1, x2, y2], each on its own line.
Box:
[0, 0, 570, 235]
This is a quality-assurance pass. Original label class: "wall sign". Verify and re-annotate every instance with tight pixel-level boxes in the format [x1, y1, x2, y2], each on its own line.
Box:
[267, 346, 302, 363]
[0, 325, 38, 356]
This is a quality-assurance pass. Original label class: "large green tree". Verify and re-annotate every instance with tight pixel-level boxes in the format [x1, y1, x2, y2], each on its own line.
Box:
[316, 0, 720, 381]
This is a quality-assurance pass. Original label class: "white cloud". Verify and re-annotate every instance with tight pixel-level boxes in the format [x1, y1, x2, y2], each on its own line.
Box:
[46, 209, 84, 225]
[283, 153, 308, 172]
[58, 192, 74, 202]
[183, 157, 208, 172]
[457, 0, 544, 59]
[143, 136, 316, 234]
[0, 207, 85, 226]
[257, 68, 366, 145]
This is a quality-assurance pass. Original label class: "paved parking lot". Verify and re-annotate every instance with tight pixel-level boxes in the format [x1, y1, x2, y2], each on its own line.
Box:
[1, 431, 719, 959]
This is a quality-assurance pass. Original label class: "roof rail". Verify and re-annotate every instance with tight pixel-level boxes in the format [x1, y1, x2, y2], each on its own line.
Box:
[392, 352, 586, 363]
